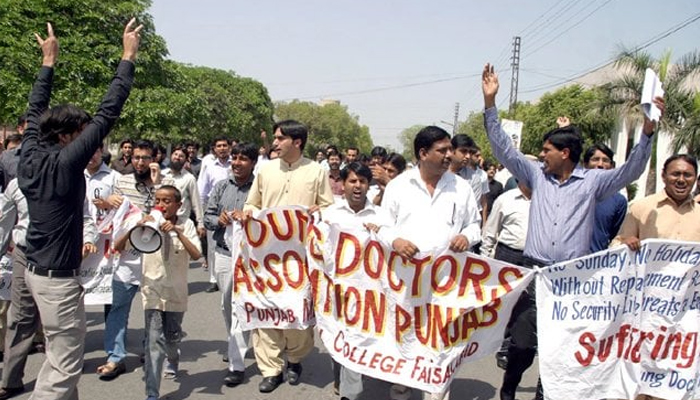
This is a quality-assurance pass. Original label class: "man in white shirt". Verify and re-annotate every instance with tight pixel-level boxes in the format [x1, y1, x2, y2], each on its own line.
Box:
[162, 145, 205, 238]
[480, 182, 531, 263]
[324, 161, 391, 400]
[449, 134, 489, 227]
[197, 137, 232, 293]
[380, 126, 481, 400]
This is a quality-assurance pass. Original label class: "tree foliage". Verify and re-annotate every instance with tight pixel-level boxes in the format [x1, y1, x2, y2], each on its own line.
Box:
[274, 100, 373, 156]
[596, 49, 700, 193]
[397, 124, 425, 161]
[0, 0, 274, 148]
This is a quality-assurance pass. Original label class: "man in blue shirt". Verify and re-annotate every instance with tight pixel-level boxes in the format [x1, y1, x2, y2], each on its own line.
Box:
[583, 144, 628, 252]
[481, 63, 663, 400]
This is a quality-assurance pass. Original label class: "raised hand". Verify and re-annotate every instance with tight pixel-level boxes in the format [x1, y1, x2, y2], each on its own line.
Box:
[35, 23, 59, 67]
[482, 63, 499, 109]
[122, 17, 144, 62]
[642, 96, 665, 136]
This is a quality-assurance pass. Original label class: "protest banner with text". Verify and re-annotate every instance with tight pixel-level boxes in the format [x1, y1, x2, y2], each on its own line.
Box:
[233, 206, 316, 330]
[537, 239, 700, 400]
[309, 222, 535, 394]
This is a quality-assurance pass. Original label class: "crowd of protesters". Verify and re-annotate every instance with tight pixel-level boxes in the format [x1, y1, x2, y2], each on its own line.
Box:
[0, 18, 697, 400]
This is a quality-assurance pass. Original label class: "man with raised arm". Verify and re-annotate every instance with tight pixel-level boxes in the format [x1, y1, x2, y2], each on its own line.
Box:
[481, 63, 663, 400]
[17, 20, 141, 400]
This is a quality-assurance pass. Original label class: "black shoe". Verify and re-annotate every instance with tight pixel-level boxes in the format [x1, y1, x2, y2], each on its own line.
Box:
[224, 370, 244, 387]
[499, 387, 515, 400]
[222, 355, 229, 363]
[496, 353, 508, 370]
[28, 342, 45, 355]
[205, 283, 219, 293]
[259, 373, 283, 393]
[286, 362, 303, 385]
[0, 387, 24, 400]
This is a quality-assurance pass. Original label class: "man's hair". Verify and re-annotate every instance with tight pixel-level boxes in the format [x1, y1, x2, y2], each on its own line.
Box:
[385, 152, 407, 174]
[542, 125, 584, 164]
[370, 146, 388, 159]
[482, 160, 496, 171]
[39, 104, 92, 144]
[185, 141, 199, 149]
[326, 145, 339, 154]
[414, 126, 450, 159]
[157, 184, 182, 203]
[156, 144, 167, 157]
[327, 150, 341, 159]
[211, 136, 231, 147]
[134, 140, 156, 156]
[346, 146, 359, 153]
[119, 138, 133, 148]
[663, 154, 698, 175]
[171, 144, 187, 155]
[583, 143, 615, 165]
[273, 120, 308, 151]
[231, 142, 259, 162]
[340, 161, 372, 182]
[4, 134, 22, 149]
[17, 112, 28, 127]
[450, 134, 476, 151]
[357, 154, 370, 164]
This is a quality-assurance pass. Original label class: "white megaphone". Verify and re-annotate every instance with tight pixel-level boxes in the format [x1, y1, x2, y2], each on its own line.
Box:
[128, 207, 165, 254]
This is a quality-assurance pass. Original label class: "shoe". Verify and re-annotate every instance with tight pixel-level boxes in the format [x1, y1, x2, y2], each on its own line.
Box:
[286, 362, 303, 385]
[97, 361, 126, 380]
[224, 370, 244, 387]
[145, 396, 157, 400]
[222, 355, 229, 363]
[496, 353, 508, 370]
[499, 387, 515, 400]
[205, 283, 219, 293]
[333, 381, 340, 395]
[258, 373, 283, 393]
[0, 387, 24, 400]
[389, 384, 411, 400]
[164, 362, 178, 379]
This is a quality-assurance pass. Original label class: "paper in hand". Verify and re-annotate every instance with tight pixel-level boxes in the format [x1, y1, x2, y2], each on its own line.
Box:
[641, 68, 664, 122]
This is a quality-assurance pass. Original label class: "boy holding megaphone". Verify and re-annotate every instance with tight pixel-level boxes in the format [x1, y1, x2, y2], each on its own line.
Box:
[114, 185, 201, 400]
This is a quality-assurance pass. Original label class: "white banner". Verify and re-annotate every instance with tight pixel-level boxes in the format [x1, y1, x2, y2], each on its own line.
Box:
[233, 207, 315, 330]
[501, 118, 524, 150]
[80, 235, 114, 305]
[537, 239, 700, 400]
[310, 223, 534, 394]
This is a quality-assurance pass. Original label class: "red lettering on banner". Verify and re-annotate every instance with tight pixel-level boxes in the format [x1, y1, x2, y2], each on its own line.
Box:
[336, 232, 361, 276]
[386, 252, 405, 291]
[267, 209, 295, 241]
[574, 324, 698, 368]
[409, 255, 433, 297]
[244, 218, 268, 248]
[457, 256, 489, 301]
[295, 209, 311, 243]
[491, 267, 523, 299]
[233, 256, 253, 294]
[263, 253, 283, 292]
[431, 255, 458, 295]
[363, 240, 385, 280]
[282, 250, 306, 289]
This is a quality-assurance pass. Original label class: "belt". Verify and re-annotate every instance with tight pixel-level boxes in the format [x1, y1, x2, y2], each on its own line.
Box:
[26, 263, 80, 278]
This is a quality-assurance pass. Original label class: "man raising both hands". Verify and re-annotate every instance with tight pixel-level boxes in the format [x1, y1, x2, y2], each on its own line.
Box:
[18, 20, 141, 400]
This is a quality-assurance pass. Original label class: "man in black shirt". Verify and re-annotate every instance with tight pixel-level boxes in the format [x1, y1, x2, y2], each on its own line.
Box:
[17, 20, 141, 400]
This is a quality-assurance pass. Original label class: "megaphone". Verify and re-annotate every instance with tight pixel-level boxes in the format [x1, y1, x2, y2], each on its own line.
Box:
[128, 208, 164, 254]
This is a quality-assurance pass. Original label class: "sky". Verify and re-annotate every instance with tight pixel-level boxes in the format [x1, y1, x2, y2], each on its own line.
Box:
[148, 0, 700, 151]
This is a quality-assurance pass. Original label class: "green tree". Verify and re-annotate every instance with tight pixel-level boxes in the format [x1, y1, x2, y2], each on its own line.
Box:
[0, 0, 168, 124]
[274, 100, 373, 156]
[596, 49, 700, 194]
[397, 124, 425, 161]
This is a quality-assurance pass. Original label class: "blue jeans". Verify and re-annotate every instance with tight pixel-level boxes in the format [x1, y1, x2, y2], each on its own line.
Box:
[104, 279, 139, 363]
[144, 310, 183, 398]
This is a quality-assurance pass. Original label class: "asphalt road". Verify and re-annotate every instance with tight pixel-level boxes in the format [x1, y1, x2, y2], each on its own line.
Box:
[4, 264, 539, 400]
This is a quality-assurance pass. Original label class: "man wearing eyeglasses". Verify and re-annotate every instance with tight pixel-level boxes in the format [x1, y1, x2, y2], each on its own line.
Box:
[97, 140, 174, 380]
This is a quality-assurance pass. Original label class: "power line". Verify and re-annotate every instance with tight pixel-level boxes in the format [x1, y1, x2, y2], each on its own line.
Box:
[523, 0, 615, 59]
[277, 73, 481, 101]
[518, 11, 700, 94]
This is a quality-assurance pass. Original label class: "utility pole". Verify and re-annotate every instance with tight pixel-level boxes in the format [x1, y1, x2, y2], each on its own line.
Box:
[509, 36, 521, 115]
[452, 102, 459, 136]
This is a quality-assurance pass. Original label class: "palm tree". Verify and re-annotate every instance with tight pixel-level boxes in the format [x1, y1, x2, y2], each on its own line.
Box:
[597, 49, 700, 195]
